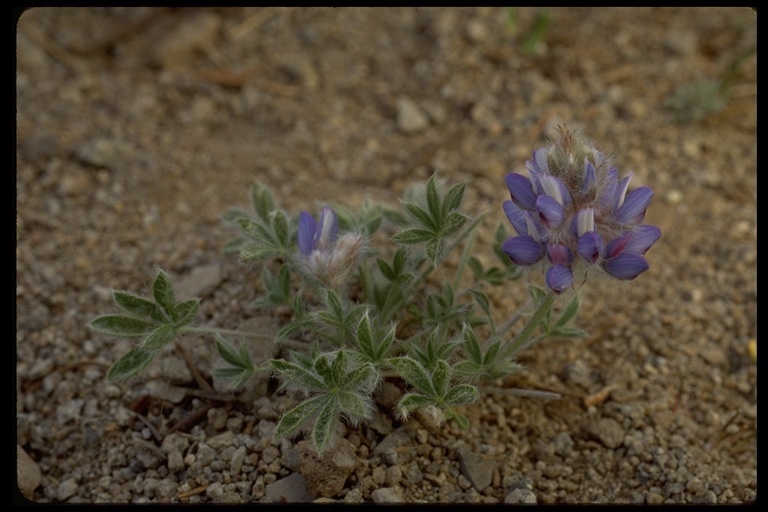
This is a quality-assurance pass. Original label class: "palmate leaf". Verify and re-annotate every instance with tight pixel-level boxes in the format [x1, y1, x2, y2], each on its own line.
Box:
[112, 291, 168, 323]
[388, 356, 435, 396]
[393, 228, 434, 245]
[152, 270, 176, 317]
[215, 336, 254, 370]
[312, 399, 339, 454]
[403, 202, 437, 231]
[270, 359, 326, 390]
[425, 174, 441, 220]
[444, 383, 479, 405]
[107, 347, 156, 383]
[274, 395, 326, 440]
[141, 324, 176, 350]
[442, 181, 466, 214]
[425, 238, 444, 266]
[250, 182, 275, 222]
[213, 366, 255, 389]
[173, 298, 200, 326]
[396, 392, 434, 418]
[337, 390, 373, 423]
[89, 315, 158, 338]
[431, 360, 451, 397]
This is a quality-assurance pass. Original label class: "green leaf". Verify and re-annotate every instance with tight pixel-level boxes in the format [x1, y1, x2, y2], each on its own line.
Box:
[312, 399, 338, 453]
[221, 208, 249, 224]
[141, 324, 176, 350]
[377, 258, 395, 281]
[222, 237, 248, 256]
[404, 202, 436, 231]
[215, 336, 254, 370]
[89, 315, 157, 338]
[328, 350, 347, 387]
[215, 367, 255, 389]
[393, 228, 435, 245]
[425, 238, 444, 266]
[453, 360, 483, 377]
[274, 395, 325, 440]
[112, 291, 167, 322]
[550, 327, 588, 339]
[392, 248, 407, 276]
[462, 325, 483, 364]
[431, 360, 451, 397]
[342, 362, 378, 394]
[396, 392, 434, 416]
[152, 270, 176, 317]
[442, 211, 469, 237]
[337, 391, 373, 423]
[443, 181, 466, 214]
[270, 359, 326, 390]
[236, 217, 277, 246]
[483, 339, 501, 365]
[271, 210, 289, 246]
[173, 298, 200, 326]
[389, 356, 435, 396]
[356, 313, 374, 357]
[444, 383, 479, 405]
[448, 410, 470, 429]
[425, 174, 441, 220]
[469, 290, 491, 319]
[107, 347, 155, 383]
[276, 321, 306, 341]
[251, 183, 275, 222]
[240, 243, 279, 262]
[555, 295, 580, 328]
[527, 284, 546, 305]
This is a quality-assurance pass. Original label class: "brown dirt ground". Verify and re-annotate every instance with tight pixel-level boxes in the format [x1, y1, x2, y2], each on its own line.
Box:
[16, 7, 756, 504]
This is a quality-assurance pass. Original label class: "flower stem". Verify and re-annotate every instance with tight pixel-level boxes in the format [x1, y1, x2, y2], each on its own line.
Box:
[503, 291, 555, 357]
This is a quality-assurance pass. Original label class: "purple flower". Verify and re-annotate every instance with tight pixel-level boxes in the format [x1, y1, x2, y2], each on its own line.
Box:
[502, 124, 661, 293]
[298, 207, 338, 256]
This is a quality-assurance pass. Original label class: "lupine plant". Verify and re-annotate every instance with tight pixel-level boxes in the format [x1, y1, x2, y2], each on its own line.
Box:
[89, 124, 660, 454]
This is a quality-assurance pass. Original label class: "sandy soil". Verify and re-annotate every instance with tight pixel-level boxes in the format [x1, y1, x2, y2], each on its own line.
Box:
[16, 7, 756, 504]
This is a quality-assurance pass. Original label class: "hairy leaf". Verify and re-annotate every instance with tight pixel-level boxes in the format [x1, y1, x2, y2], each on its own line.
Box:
[274, 395, 325, 440]
[173, 298, 200, 326]
[107, 347, 155, 383]
[152, 270, 176, 317]
[393, 228, 435, 245]
[112, 291, 167, 322]
[312, 399, 338, 453]
[89, 315, 157, 338]
[141, 324, 176, 350]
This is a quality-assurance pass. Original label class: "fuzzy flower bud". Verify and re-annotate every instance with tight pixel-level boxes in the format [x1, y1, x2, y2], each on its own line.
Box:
[502, 123, 661, 293]
[297, 207, 366, 289]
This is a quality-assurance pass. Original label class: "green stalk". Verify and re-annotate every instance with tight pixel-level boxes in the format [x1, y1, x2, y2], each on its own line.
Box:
[503, 292, 554, 357]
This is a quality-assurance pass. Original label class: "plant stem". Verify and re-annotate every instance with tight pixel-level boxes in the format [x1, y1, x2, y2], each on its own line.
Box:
[503, 291, 555, 357]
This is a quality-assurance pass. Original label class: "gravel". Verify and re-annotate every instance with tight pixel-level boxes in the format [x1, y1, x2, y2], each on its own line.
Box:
[16, 6, 756, 504]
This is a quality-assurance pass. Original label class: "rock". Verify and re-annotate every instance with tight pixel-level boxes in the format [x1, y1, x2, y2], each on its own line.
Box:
[505, 488, 538, 504]
[371, 486, 404, 503]
[372, 427, 412, 465]
[586, 417, 626, 449]
[264, 473, 315, 503]
[457, 447, 495, 492]
[17, 445, 42, 499]
[57, 478, 79, 501]
[21, 132, 62, 161]
[230, 446, 247, 475]
[173, 263, 223, 300]
[74, 138, 135, 169]
[296, 439, 358, 498]
[396, 97, 429, 133]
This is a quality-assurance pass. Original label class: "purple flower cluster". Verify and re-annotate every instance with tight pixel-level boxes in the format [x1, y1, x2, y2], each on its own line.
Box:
[502, 125, 661, 293]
